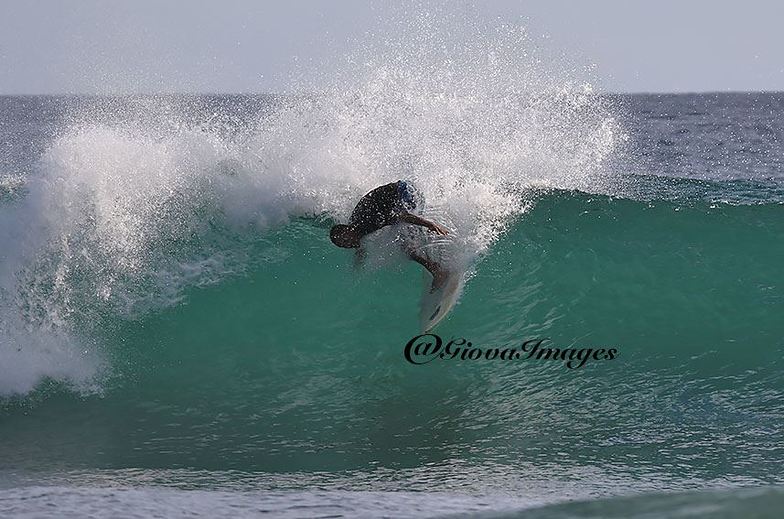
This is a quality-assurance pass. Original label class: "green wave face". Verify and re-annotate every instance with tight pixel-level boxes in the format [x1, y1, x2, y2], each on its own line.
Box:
[3, 190, 782, 490]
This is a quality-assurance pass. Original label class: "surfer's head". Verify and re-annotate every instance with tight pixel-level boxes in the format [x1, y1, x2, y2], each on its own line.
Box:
[329, 224, 361, 248]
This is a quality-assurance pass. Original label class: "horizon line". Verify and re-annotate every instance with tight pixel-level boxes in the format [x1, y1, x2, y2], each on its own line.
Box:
[2, 89, 784, 97]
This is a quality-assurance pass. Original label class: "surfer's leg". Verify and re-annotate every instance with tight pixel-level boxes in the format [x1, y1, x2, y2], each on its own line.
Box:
[403, 245, 448, 291]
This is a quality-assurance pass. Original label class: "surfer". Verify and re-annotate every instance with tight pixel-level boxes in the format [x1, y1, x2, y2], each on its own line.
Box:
[329, 180, 450, 289]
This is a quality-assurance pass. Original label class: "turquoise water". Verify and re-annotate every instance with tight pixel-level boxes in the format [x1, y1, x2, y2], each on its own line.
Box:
[3, 187, 784, 514]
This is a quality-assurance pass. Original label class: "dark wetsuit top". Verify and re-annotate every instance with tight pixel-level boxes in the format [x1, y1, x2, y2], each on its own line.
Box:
[349, 181, 416, 238]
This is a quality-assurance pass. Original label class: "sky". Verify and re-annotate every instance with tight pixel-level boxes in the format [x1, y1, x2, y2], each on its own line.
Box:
[1, 0, 783, 95]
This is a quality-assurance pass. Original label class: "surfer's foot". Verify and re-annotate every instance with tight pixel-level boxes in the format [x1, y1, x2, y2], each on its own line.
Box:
[430, 270, 450, 293]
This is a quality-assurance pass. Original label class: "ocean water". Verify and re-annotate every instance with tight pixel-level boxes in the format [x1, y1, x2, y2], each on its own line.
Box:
[1, 86, 783, 518]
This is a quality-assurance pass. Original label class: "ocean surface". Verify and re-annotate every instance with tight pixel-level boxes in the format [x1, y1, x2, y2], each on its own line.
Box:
[1, 89, 783, 518]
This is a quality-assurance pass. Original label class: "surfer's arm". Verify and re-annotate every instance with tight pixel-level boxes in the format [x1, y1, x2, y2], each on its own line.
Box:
[398, 212, 449, 236]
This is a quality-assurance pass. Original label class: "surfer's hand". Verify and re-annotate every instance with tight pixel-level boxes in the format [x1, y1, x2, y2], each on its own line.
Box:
[399, 212, 449, 235]
[429, 222, 449, 236]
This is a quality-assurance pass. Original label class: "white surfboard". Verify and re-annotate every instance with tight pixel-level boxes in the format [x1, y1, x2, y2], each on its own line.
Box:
[396, 190, 463, 331]
[419, 270, 464, 332]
